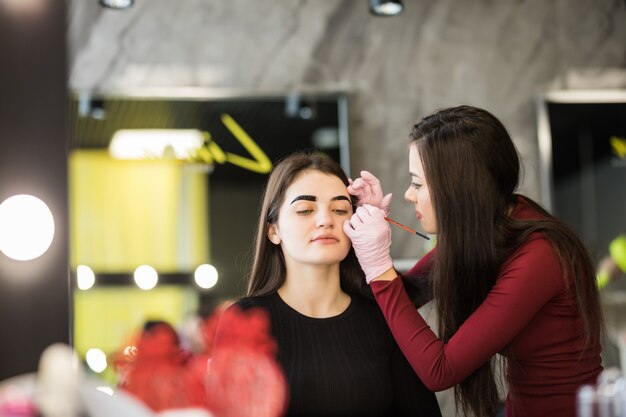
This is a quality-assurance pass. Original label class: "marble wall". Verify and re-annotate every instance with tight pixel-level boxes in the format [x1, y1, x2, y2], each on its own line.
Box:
[68, 0, 626, 260]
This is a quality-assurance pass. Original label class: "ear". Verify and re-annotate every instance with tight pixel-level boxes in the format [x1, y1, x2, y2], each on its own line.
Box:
[267, 223, 281, 245]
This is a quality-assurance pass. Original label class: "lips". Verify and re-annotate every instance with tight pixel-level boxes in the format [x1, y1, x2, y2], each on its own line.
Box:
[312, 234, 339, 242]
[416, 211, 423, 220]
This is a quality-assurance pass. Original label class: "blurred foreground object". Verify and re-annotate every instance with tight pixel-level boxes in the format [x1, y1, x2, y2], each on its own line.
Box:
[598, 234, 626, 290]
[120, 321, 204, 411]
[186, 301, 232, 403]
[207, 305, 287, 417]
[36, 343, 81, 417]
[0, 343, 159, 417]
[576, 367, 626, 417]
[601, 291, 626, 370]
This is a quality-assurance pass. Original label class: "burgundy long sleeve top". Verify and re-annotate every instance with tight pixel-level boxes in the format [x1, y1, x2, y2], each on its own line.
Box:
[370, 198, 602, 417]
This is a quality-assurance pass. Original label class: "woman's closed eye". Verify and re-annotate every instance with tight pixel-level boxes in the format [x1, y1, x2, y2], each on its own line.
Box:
[295, 205, 352, 216]
[411, 182, 422, 190]
[331, 202, 353, 216]
[296, 208, 350, 215]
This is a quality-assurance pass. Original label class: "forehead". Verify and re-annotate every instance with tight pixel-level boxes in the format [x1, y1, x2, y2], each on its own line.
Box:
[284, 170, 348, 200]
[409, 145, 424, 174]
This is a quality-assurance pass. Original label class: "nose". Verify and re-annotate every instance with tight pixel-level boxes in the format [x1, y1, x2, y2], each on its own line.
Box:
[404, 186, 415, 203]
[315, 207, 334, 228]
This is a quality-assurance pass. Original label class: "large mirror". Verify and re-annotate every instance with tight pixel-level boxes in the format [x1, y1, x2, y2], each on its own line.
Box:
[68, 90, 349, 382]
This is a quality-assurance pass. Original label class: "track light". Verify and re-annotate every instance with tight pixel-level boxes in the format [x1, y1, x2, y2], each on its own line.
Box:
[99, 0, 134, 9]
[369, 0, 404, 16]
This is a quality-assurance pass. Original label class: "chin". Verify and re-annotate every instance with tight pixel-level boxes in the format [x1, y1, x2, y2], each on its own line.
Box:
[314, 253, 349, 265]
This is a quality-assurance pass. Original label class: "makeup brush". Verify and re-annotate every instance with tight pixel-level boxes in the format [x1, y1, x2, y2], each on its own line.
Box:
[384, 217, 430, 240]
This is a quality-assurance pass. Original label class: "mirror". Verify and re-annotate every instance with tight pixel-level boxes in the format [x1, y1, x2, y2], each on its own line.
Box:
[68, 89, 349, 382]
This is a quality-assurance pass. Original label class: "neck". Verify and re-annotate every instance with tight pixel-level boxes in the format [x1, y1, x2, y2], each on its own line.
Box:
[278, 263, 350, 318]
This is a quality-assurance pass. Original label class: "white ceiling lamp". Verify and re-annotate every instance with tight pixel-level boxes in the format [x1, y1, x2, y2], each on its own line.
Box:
[369, 0, 404, 16]
[109, 129, 205, 160]
[99, 0, 134, 9]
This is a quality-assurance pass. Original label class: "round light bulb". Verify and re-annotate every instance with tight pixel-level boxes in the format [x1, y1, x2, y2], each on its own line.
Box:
[85, 348, 107, 373]
[134, 265, 158, 290]
[76, 265, 96, 290]
[194, 264, 218, 289]
[0, 194, 55, 261]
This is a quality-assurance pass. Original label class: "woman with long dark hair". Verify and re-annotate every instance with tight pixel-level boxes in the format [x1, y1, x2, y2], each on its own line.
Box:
[344, 105, 603, 417]
[218, 152, 441, 417]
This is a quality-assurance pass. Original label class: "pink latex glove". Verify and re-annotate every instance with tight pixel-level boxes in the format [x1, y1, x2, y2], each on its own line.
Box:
[343, 204, 393, 284]
[347, 171, 393, 215]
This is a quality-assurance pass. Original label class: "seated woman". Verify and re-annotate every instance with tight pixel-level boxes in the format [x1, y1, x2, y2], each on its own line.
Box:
[215, 152, 441, 417]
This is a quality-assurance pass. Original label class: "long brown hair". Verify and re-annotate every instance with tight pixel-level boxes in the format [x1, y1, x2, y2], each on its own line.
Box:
[246, 151, 370, 299]
[409, 105, 602, 417]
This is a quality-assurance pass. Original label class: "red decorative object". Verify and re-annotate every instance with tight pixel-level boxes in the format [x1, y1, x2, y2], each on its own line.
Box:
[206, 306, 287, 417]
[119, 321, 204, 411]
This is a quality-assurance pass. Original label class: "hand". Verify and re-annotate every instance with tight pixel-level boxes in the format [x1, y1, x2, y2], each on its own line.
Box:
[343, 204, 393, 283]
[347, 171, 393, 215]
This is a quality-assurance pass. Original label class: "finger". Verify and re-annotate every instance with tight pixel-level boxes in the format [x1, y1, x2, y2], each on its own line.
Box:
[352, 207, 369, 224]
[351, 177, 365, 190]
[355, 205, 371, 217]
[348, 178, 353, 185]
[342, 219, 355, 236]
[363, 204, 386, 219]
[360, 170, 380, 185]
[347, 184, 365, 197]
[381, 193, 393, 208]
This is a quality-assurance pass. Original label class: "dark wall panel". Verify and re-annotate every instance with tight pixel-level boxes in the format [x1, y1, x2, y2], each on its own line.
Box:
[0, 3, 69, 379]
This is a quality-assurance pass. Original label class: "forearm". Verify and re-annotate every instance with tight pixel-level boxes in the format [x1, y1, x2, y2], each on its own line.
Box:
[371, 278, 465, 391]
[371, 267, 399, 282]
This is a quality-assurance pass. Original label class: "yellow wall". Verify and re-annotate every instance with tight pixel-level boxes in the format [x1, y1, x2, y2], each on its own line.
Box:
[74, 285, 199, 383]
[69, 150, 209, 273]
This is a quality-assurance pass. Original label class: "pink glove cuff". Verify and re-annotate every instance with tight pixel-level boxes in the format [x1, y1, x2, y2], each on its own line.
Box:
[364, 260, 394, 284]
[343, 204, 393, 284]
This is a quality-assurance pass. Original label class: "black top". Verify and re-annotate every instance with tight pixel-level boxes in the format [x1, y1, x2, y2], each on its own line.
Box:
[236, 293, 441, 417]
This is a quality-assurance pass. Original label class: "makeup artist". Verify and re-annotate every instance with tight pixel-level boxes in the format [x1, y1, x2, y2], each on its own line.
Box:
[215, 152, 441, 417]
[343, 105, 604, 417]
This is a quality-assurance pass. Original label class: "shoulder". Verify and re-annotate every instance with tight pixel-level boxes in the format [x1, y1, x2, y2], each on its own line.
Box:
[508, 235, 558, 268]
[499, 233, 564, 295]
[513, 195, 548, 220]
[234, 294, 276, 311]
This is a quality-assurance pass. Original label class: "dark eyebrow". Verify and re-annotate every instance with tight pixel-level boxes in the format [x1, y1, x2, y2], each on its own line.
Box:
[290, 195, 351, 204]
[290, 195, 316, 204]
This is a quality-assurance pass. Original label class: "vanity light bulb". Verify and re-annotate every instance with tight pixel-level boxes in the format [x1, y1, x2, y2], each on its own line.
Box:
[194, 264, 218, 289]
[77, 265, 96, 290]
[0, 194, 55, 261]
[134, 264, 158, 290]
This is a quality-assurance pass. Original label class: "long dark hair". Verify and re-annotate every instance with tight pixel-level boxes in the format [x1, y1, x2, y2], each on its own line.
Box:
[409, 105, 602, 417]
[246, 151, 370, 299]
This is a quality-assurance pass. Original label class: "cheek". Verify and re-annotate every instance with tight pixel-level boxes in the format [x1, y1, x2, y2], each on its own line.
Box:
[424, 195, 433, 214]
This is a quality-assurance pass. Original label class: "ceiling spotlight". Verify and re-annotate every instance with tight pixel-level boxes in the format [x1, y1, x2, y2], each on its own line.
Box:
[369, 0, 404, 16]
[99, 0, 134, 9]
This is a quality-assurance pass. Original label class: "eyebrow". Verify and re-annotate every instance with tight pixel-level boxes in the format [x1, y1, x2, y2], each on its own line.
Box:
[409, 171, 423, 179]
[290, 195, 351, 205]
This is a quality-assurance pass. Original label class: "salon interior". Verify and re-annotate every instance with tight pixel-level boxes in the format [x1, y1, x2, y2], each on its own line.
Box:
[1, 0, 625, 416]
